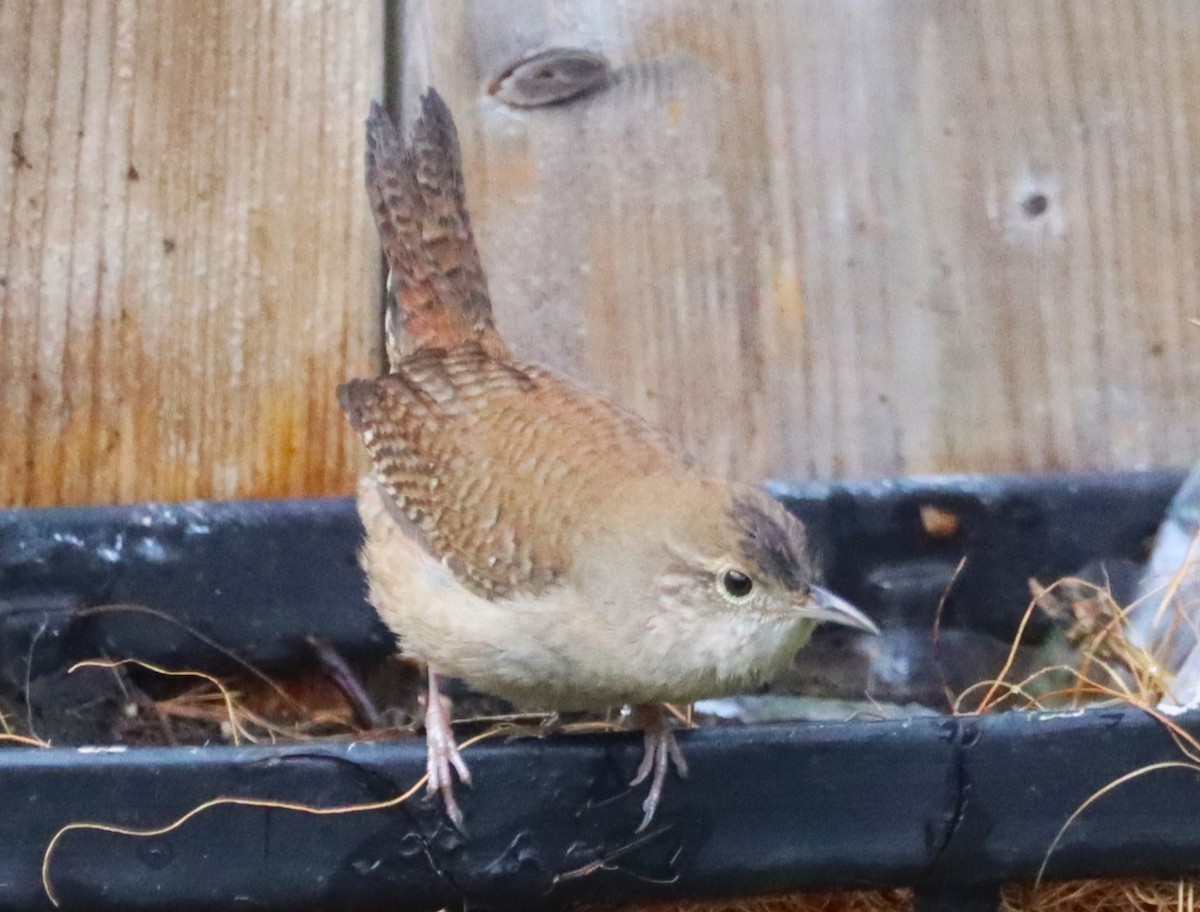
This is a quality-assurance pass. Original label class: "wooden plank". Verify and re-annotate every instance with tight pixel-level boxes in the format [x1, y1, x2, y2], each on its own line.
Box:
[404, 0, 1200, 482]
[0, 0, 382, 507]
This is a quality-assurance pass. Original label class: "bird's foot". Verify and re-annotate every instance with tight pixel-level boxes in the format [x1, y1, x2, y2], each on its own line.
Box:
[421, 671, 472, 831]
[629, 704, 689, 831]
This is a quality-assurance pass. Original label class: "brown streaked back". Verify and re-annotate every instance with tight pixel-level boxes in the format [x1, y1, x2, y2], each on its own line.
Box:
[339, 343, 687, 599]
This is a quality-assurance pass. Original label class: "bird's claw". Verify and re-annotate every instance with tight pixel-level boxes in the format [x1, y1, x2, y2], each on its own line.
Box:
[629, 706, 688, 831]
[422, 676, 471, 832]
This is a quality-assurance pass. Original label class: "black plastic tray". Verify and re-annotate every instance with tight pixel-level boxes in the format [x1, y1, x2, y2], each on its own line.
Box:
[1, 469, 1195, 911]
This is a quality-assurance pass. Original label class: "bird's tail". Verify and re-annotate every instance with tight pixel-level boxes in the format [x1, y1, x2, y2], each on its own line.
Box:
[365, 90, 508, 369]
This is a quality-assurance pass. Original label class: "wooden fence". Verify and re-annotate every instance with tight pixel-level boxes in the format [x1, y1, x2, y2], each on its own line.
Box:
[3, 0, 1197, 508]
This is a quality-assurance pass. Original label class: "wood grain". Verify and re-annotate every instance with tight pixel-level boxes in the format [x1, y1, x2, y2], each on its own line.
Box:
[0, 0, 382, 507]
[404, 0, 1200, 482]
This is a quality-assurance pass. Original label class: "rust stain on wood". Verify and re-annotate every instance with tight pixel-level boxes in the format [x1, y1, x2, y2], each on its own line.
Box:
[5, 1, 1199, 509]
[0, 0, 381, 507]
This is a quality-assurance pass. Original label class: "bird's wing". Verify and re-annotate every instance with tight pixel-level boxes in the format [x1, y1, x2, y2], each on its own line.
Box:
[366, 91, 508, 368]
[339, 344, 685, 599]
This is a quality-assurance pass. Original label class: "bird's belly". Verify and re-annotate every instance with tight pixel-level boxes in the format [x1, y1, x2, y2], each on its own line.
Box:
[358, 482, 810, 710]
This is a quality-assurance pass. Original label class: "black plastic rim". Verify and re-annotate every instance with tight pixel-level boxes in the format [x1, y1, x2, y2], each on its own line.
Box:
[1, 469, 1194, 911]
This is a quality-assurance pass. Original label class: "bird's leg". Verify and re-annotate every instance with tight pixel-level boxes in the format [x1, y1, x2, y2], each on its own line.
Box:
[421, 668, 472, 830]
[629, 704, 689, 831]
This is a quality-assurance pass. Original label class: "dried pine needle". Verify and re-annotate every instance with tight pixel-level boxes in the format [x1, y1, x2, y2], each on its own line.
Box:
[34, 533, 1200, 910]
[40, 726, 507, 906]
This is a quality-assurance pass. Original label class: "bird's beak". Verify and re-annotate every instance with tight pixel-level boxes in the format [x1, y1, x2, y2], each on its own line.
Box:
[803, 586, 881, 635]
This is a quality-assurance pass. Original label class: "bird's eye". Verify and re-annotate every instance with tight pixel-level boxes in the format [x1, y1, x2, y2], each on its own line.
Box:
[721, 569, 754, 600]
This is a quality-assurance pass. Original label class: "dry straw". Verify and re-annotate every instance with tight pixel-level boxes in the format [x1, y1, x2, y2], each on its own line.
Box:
[29, 530, 1200, 910]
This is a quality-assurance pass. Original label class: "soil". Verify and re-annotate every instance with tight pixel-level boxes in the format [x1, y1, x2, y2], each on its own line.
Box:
[0, 618, 1062, 749]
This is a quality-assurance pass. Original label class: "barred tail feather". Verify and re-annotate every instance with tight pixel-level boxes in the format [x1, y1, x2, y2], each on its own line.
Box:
[365, 90, 508, 368]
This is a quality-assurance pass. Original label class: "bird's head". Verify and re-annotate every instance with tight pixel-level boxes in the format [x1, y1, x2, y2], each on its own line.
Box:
[579, 479, 878, 639]
[681, 484, 877, 634]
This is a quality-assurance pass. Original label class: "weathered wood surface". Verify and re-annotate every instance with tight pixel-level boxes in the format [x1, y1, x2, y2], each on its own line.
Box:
[4, 1, 1199, 509]
[405, 0, 1200, 482]
[0, 1, 382, 507]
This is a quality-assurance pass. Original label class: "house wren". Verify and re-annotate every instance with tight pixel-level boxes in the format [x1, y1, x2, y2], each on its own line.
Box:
[339, 90, 878, 831]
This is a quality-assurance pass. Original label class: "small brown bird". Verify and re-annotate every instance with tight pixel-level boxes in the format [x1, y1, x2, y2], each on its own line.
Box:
[339, 90, 878, 831]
